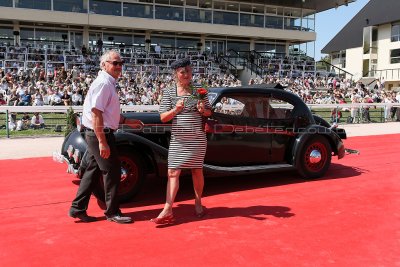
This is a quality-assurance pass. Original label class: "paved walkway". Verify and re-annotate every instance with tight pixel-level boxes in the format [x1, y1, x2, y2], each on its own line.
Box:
[0, 122, 399, 160]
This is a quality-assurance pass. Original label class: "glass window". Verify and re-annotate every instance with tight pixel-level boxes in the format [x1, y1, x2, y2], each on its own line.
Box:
[213, 11, 238, 26]
[213, 96, 245, 116]
[363, 27, 371, 54]
[170, 0, 184, 6]
[240, 3, 252, 13]
[391, 23, 400, 42]
[155, 0, 169, 4]
[390, 49, 400, 64]
[90, 0, 121, 16]
[103, 33, 132, 46]
[255, 43, 285, 56]
[0, 0, 12, 7]
[155, 5, 183, 21]
[0, 26, 13, 44]
[199, 0, 211, 9]
[16, 0, 51, 10]
[214, 1, 225, 10]
[285, 17, 301, 31]
[123, 3, 153, 19]
[227, 41, 249, 51]
[186, 0, 197, 7]
[303, 14, 315, 32]
[266, 7, 277, 15]
[176, 38, 198, 49]
[35, 29, 67, 42]
[226, 2, 239, 12]
[266, 16, 283, 29]
[152, 36, 175, 48]
[54, 0, 87, 13]
[20, 28, 35, 41]
[240, 14, 263, 28]
[133, 35, 145, 47]
[185, 8, 212, 23]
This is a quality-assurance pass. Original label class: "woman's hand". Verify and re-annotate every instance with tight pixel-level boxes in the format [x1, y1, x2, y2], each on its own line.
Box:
[197, 100, 205, 114]
[175, 99, 185, 114]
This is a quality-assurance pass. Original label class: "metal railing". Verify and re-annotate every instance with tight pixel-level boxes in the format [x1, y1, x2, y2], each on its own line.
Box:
[1, 103, 400, 138]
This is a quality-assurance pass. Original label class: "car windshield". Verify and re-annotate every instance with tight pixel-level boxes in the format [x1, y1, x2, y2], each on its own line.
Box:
[207, 92, 218, 104]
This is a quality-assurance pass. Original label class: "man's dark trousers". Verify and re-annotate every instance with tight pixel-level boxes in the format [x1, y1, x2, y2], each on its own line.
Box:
[70, 131, 121, 217]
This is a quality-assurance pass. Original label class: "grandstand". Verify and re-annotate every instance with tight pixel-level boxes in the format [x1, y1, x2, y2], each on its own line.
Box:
[0, 0, 353, 83]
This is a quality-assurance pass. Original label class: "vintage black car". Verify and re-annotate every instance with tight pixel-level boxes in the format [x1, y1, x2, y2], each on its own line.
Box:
[60, 84, 347, 202]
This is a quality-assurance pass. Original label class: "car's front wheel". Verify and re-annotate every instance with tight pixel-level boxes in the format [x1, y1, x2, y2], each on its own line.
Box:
[297, 135, 332, 179]
[93, 149, 145, 203]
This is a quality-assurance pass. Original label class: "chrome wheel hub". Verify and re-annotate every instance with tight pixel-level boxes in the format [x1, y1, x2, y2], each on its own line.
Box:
[309, 150, 322, 164]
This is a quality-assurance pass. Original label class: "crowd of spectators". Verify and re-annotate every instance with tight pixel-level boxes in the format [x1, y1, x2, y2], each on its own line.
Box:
[1, 44, 400, 123]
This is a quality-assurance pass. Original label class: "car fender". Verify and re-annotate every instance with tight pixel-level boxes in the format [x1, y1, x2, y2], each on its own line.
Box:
[292, 125, 345, 167]
[114, 131, 169, 178]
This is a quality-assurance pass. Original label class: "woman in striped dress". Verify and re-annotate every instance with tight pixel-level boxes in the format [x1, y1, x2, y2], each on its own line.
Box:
[151, 58, 212, 224]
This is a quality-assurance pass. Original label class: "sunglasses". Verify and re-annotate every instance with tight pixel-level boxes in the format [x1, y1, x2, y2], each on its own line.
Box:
[107, 60, 124, 66]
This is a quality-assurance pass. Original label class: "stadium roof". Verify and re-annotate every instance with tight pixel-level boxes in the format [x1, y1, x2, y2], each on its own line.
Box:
[322, 0, 400, 54]
[243, 0, 355, 13]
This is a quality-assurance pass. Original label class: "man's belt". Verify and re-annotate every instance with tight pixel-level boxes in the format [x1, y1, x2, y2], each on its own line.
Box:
[84, 127, 115, 134]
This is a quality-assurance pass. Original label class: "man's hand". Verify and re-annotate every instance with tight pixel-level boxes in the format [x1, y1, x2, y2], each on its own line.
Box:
[99, 141, 110, 159]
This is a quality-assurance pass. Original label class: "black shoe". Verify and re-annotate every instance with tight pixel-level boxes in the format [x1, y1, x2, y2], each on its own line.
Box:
[106, 215, 132, 224]
[69, 211, 97, 222]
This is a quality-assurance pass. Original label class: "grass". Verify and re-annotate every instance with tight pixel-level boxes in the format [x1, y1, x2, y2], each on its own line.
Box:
[0, 127, 64, 137]
[0, 112, 67, 138]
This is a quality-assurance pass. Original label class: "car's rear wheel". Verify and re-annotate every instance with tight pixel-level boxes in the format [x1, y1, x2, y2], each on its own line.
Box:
[93, 149, 145, 203]
[297, 135, 332, 179]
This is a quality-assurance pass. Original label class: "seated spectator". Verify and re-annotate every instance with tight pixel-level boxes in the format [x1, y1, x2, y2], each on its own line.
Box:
[7, 90, 19, 106]
[30, 112, 45, 129]
[8, 113, 16, 130]
[18, 90, 32, 106]
[0, 93, 6, 105]
[16, 112, 31, 131]
[61, 90, 71, 106]
[49, 91, 62, 105]
[71, 90, 83, 105]
[33, 89, 44, 106]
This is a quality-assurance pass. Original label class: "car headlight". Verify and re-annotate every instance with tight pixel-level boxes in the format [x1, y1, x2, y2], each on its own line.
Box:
[72, 149, 81, 164]
[67, 145, 74, 158]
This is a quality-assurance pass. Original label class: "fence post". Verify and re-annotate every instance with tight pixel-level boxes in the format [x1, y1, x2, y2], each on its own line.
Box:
[5, 109, 9, 138]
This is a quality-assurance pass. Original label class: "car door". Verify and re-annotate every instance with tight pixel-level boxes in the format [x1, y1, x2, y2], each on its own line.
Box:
[267, 94, 296, 163]
[204, 93, 272, 166]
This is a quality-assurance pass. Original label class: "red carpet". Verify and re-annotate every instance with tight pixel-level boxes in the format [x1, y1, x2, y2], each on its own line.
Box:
[0, 134, 399, 266]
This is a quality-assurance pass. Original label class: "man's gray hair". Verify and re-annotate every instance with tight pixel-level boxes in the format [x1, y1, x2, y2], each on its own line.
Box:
[99, 50, 120, 69]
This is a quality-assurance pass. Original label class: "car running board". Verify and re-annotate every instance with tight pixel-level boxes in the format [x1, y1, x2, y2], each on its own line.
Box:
[203, 163, 294, 172]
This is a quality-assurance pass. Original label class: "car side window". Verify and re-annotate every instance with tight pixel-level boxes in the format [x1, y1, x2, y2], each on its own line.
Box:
[214, 96, 245, 116]
[269, 97, 294, 119]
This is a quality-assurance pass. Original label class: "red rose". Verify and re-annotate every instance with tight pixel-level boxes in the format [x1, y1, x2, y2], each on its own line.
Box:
[197, 88, 207, 95]
[196, 88, 208, 100]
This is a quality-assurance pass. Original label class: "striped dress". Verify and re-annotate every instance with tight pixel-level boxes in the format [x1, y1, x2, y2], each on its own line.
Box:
[159, 87, 211, 169]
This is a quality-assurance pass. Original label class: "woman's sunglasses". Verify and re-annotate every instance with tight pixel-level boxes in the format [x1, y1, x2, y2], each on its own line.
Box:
[107, 60, 124, 66]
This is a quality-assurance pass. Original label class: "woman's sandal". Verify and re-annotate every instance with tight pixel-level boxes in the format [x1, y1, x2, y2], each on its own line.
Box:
[195, 206, 207, 218]
[150, 214, 175, 224]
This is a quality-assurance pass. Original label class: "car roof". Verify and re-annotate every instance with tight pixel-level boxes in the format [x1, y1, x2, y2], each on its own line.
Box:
[208, 84, 306, 106]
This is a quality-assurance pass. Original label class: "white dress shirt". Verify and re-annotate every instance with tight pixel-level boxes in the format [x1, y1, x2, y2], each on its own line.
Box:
[82, 70, 120, 130]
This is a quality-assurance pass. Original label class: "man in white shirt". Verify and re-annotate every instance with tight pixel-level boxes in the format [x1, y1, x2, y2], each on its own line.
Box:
[30, 112, 45, 129]
[69, 50, 135, 224]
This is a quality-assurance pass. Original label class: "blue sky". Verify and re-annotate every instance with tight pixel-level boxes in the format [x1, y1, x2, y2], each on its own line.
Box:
[314, 0, 370, 60]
